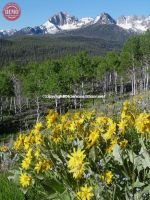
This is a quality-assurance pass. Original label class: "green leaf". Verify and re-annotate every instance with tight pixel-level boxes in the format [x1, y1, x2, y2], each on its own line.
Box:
[133, 178, 145, 188]
[60, 190, 71, 200]
[89, 146, 96, 162]
[141, 185, 150, 195]
[112, 144, 123, 165]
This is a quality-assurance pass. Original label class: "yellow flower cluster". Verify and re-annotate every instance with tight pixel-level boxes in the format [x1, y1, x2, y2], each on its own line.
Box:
[13, 100, 149, 193]
[13, 121, 53, 188]
[14, 126, 43, 151]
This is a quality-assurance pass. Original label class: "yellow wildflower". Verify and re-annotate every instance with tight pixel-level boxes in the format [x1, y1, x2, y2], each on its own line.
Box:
[34, 133, 43, 145]
[34, 122, 43, 131]
[77, 185, 94, 200]
[101, 171, 113, 184]
[119, 139, 128, 148]
[20, 173, 32, 187]
[34, 160, 43, 173]
[21, 157, 31, 170]
[34, 159, 52, 173]
[103, 120, 116, 141]
[13, 134, 25, 151]
[67, 148, 86, 179]
[87, 129, 100, 148]
[135, 113, 150, 134]
[106, 137, 118, 153]
[118, 119, 128, 134]
[34, 149, 41, 159]
[46, 110, 58, 128]
[26, 148, 32, 158]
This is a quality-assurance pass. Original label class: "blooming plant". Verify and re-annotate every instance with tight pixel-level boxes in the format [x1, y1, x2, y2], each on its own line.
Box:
[10, 101, 150, 200]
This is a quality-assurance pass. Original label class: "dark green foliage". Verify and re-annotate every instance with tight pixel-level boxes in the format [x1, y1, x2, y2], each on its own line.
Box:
[0, 35, 122, 68]
[0, 72, 14, 96]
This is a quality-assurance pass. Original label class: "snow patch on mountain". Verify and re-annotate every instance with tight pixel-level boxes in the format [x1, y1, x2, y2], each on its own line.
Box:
[117, 15, 150, 32]
[42, 20, 60, 34]
[80, 17, 94, 24]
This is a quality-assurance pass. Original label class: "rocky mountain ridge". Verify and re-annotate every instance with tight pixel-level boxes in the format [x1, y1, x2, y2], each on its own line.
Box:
[1, 12, 150, 37]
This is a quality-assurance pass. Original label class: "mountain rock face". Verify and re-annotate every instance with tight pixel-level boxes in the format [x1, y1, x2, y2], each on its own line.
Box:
[49, 11, 78, 26]
[16, 26, 44, 35]
[1, 12, 150, 37]
[94, 13, 116, 24]
[117, 15, 150, 32]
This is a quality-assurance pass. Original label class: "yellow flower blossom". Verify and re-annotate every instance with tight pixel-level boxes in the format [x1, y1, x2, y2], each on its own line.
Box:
[34, 149, 41, 159]
[103, 119, 116, 141]
[20, 173, 32, 187]
[34, 122, 43, 131]
[34, 160, 43, 173]
[119, 139, 128, 148]
[77, 185, 94, 200]
[21, 157, 32, 170]
[34, 133, 43, 145]
[13, 134, 25, 151]
[67, 148, 86, 179]
[87, 129, 100, 148]
[106, 137, 118, 153]
[135, 113, 150, 134]
[34, 159, 52, 173]
[26, 148, 32, 158]
[46, 110, 58, 128]
[101, 171, 113, 184]
[118, 119, 128, 134]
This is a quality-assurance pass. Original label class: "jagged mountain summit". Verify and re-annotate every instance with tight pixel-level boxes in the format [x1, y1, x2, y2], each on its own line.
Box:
[1, 12, 150, 37]
[94, 12, 116, 24]
[42, 11, 94, 34]
[42, 12, 117, 34]
[117, 15, 150, 32]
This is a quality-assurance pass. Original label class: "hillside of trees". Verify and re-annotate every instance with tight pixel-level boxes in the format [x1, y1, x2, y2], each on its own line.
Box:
[0, 31, 150, 97]
[0, 35, 122, 68]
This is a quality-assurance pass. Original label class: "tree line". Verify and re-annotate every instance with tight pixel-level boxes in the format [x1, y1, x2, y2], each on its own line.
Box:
[0, 31, 150, 97]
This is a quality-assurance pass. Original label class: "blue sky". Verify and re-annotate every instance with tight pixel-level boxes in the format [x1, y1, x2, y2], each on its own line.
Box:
[0, 0, 150, 30]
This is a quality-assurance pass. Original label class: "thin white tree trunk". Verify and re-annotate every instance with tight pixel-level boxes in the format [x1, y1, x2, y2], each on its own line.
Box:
[114, 71, 118, 94]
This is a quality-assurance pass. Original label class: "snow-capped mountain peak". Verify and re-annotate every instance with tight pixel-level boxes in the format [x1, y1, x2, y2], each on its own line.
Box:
[1, 12, 150, 37]
[117, 15, 150, 32]
[49, 11, 78, 26]
[42, 12, 95, 33]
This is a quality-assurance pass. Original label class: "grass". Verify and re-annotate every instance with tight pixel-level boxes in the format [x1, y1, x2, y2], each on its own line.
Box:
[0, 173, 25, 200]
[0, 173, 45, 200]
